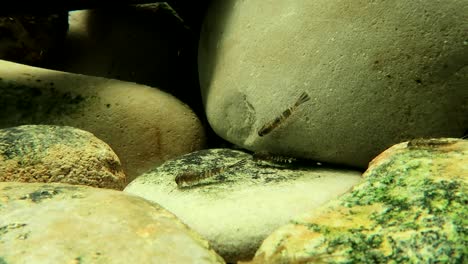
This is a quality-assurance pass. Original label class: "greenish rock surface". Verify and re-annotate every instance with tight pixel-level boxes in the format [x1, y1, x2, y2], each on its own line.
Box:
[246, 138, 467, 263]
[198, 0, 468, 169]
[0, 125, 126, 190]
[0, 182, 225, 264]
[124, 148, 362, 262]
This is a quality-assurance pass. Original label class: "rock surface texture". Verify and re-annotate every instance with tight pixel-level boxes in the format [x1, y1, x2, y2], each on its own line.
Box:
[0, 59, 206, 181]
[0, 125, 126, 190]
[0, 182, 225, 264]
[124, 148, 362, 262]
[244, 138, 467, 263]
[198, 0, 468, 168]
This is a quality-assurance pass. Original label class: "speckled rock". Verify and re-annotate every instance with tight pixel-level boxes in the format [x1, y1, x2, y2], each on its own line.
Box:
[124, 148, 362, 262]
[0, 125, 126, 190]
[0, 182, 225, 264]
[245, 138, 467, 263]
[198, 0, 468, 168]
[0, 59, 206, 181]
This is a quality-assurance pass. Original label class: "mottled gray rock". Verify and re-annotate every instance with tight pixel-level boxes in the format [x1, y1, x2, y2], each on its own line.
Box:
[0, 125, 126, 190]
[198, 0, 468, 168]
[0, 182, 225, 264]
[124, 148, 362, 262]
[0, 59, 206, 181]
[245, 138, 467, 263]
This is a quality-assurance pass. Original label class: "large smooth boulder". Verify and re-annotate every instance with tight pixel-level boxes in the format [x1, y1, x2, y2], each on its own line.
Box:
[198, 0, 468, 168]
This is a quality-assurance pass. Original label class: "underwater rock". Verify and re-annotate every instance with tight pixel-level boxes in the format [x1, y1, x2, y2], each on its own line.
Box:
[0, 13, 68, 66]
[124, 148, 362, 262]
[244, 138, 467, 263]
[0, 182, 225, 264]
[0, 125, 126, 190]
[0, 59, 206, 181]
[58, 7, 181, 89]
[198, 0, 468, 169]
[51, 6, 203, 117]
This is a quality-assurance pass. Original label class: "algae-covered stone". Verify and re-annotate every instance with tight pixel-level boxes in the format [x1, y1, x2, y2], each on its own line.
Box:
[124, 148, 362, 262]
[0, 59, 206, 181]
[0, 182, 225, 264]
[246, 138, 467, 263]
[0, 125, 126, 190]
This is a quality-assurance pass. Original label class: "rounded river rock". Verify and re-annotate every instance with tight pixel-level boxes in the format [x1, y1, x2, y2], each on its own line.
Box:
[124, 148, 362, 262]
[0, 125, 126, 190]
[198, 0, 467, 168]
[0, 59, 206, 181]
[246, 138, 467, 263]
[0, 182, 225, 264]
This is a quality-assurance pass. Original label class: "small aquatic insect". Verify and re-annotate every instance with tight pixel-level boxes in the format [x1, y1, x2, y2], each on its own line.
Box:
[252, 151, 297, 164]
[407, 138, 456, 148]
[175, 159, 247, 188]
[258, 91, 311, 136]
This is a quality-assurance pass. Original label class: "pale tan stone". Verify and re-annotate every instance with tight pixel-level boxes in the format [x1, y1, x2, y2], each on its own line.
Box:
[124, 148, 362, 262]
[0, 182, 225, 264]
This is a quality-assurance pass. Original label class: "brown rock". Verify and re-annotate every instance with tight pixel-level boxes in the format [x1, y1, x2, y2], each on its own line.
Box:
[0, 125, 126, 190]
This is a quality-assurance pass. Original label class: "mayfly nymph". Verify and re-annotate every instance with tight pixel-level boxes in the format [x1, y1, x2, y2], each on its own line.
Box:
[407, 138, 456, 148]
[175, 159, 247, 188]
[258, 91, 311, 136]
[252, 151, 297, 164]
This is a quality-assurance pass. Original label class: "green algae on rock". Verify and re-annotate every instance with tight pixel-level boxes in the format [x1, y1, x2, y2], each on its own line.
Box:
[0, 125, 126, 190]
[245, 138, 467, 263]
